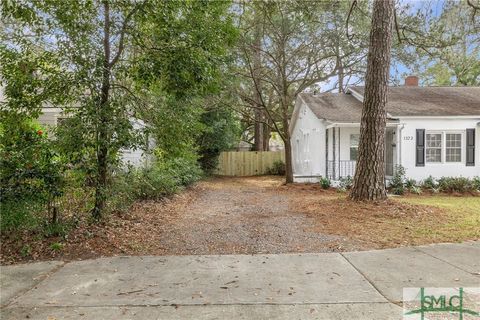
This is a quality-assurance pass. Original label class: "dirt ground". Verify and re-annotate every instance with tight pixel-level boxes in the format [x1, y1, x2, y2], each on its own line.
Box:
[1, 176, 479, 265]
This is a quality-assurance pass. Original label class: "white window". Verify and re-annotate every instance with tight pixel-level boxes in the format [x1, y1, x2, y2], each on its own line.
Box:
[426, 133, 442, 163]
[350, 134, 360, 161]
[446, 133, 462, 162]
[425, 131, 463, 164]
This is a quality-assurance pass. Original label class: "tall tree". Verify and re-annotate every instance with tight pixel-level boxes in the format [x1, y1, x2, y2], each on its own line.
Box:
[350, 0, 395, 201]
[93, 1, 140, 218]
[329, 0, 370, 93]
[252, 5, 265, 151]
[1, 0, 237, 219]
[414, 1, 480, 85]
[238, 1, 350, 183]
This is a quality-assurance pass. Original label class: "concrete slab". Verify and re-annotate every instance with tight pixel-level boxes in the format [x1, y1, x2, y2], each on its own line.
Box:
[416, 241, 480, 274]
[343, 247, 480, 303]
[0, 261, 63, 306]
[2, 303, 404, 320]
[10, 254, 385, 307]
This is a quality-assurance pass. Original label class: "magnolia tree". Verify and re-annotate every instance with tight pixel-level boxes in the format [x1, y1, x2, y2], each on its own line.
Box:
[1, 0, 237, 219]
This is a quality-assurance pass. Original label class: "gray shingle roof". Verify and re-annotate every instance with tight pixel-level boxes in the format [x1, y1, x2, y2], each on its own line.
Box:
[299, 92, 363, 122]
[299, 86, 480, 122]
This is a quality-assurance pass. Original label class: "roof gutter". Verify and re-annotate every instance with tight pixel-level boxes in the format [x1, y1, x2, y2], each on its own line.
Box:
[325, 122, 401, 129]
[395, 115, 480, 119]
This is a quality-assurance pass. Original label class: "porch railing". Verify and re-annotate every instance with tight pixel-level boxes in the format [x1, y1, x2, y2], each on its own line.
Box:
[327, 160, 356, 180]
[327, 160, 396, 180]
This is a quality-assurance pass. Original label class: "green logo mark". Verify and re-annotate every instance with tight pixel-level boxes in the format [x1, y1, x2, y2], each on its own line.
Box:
[404, 288, 480, 320]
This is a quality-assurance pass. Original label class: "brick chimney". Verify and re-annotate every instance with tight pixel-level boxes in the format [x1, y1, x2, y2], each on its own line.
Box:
[405, 75, 419, 86]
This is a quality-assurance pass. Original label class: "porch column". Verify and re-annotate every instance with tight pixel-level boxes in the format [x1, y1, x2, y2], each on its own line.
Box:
[332, 127, 336, 180]
[325, 127, 329, 178]
[338, 127, 341, 179]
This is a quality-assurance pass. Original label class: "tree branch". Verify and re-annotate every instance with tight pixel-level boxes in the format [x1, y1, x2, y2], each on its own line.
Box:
[109, 3, 143, 68]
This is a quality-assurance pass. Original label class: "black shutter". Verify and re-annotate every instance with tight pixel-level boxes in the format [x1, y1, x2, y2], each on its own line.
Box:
[466, 128, 475, 166]
[416, 129, 425, 167]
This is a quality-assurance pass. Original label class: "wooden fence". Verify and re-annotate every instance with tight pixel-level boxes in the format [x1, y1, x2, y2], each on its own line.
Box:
[215, 151, 285, 176]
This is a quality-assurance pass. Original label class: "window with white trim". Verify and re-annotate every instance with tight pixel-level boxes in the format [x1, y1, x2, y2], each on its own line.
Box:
[425, 131, 463, 164]
[445, 133, 462, 162]
[426, 133, 442, 163]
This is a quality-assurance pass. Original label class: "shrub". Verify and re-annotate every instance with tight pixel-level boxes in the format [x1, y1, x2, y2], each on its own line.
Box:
[410, 185, 422, 195]
[473, 176, 480, 191]
[266, 160, 286, 176]
[319, 177, 331, 189]
[405, 178, 417, 189]
[197, 108, 240, 175]
[109, 155, 203, 212]
[338, 176, 353, 192]
[421, 176, 437, 190]
[1, 118, 64, 232]
[0, 200, 44, 232]
[437, 177, 476, 193]
[49, 242, 64, 251]
[389, 165, 406, 195]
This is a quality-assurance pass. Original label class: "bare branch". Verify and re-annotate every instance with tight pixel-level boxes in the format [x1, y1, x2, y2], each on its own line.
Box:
[467, 0, 480, 22]
[346, 0, 358, 41]
[109, 2, 143, 68]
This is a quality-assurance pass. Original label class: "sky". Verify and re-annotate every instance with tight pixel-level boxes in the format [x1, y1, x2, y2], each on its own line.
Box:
[320, 0, 450, 92]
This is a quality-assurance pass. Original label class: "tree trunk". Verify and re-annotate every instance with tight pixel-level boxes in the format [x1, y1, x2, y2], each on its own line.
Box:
[282, 109, 293, 183]
[350, 0, 394, 201]
[92, 0, 112, 219]
[253, 111, 264, 151]
[253, 6, 264, 151]
[263, 119, 271, 151]
[283, 133, 293, 184]
[337, 55, 344, 93]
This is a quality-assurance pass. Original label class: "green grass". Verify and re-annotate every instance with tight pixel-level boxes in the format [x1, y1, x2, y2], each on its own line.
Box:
[395, 195, 480, 241]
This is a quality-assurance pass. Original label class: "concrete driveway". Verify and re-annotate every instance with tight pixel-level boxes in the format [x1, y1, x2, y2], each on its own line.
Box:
[1, 241, 479, 319]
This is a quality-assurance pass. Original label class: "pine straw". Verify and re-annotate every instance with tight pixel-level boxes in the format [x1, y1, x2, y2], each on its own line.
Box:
[2, 177, 478, 265]
[294, 194, 477, 249]
[0, 185, 203, 265]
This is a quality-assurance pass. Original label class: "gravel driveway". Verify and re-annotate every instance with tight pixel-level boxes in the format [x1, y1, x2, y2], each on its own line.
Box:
[1, 176, 365, 265]
[152, 176, 361, 255]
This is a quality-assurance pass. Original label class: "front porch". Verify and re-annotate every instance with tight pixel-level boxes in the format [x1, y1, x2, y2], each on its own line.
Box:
[325, 123, 399, 181]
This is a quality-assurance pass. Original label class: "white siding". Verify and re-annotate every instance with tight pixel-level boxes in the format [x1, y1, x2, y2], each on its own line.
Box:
[37, 111, 59, 127]
[37, 108, 152, 169]
[399, 118, 480, 181]
[120, 148, 151, 168]
[291, 103, 326, 182]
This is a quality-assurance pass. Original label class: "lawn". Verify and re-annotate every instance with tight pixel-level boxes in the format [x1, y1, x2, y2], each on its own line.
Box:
[395, 195, 480, 243]
[295, 188, 480, 249]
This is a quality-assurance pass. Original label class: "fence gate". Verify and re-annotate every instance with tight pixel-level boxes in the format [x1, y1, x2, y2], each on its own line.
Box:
[215, 151, 285, 176]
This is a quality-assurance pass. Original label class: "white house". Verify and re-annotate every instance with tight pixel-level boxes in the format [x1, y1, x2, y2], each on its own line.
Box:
[37, 106, 153, 168]
[290, 80, 480, 183]
[1, 78, 153, 168]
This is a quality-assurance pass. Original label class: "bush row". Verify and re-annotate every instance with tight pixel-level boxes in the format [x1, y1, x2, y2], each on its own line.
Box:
[109, 157, 203, 212]
[313, 171, 479, 195]
[389, 166, 480, 195]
